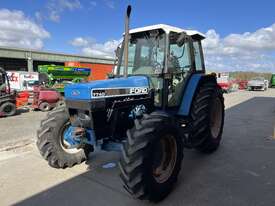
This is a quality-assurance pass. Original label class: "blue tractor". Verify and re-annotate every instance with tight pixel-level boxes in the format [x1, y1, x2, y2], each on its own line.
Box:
[37, 6, 224, 202]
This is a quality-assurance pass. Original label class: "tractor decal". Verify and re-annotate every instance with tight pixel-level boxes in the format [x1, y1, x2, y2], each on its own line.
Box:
[91, 87, 149, 98]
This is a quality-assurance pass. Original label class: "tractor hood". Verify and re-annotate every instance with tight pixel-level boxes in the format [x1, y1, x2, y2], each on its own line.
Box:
[64, 76, 150, 100]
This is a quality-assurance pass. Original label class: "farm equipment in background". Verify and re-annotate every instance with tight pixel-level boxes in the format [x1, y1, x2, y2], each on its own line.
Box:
[29, 65, 91, 112]
[216, 72, 232, 93]
[270, 74, 275, 88]
[37, 5, 224, 202]
[31, 85, 61, 112]
[0, 68, 17, 117]
[16, 91, 30, 108]
[0, 68, 31, 117]
[38, 65, 91, 93]
[65, 62, 113, 81]
[235, 80, 248, 90]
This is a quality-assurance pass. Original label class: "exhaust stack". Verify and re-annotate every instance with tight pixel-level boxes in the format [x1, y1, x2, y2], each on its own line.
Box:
[123, 5, 131, 78]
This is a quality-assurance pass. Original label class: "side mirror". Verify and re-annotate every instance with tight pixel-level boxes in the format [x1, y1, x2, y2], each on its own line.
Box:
[176, 32, 188, 47]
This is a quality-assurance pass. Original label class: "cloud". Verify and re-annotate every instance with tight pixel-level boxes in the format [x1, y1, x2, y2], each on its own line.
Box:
[70, 23, 275, 71]
[70, 37, 121, 58]
[70, 37, 89, 47]
[0, 9, 50, 49]
[37, 0, 82, 23]
[203, 24, 275, 72]
[104, 0, 115, 9]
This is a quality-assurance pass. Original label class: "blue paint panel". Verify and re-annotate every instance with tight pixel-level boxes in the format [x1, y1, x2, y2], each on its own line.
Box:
[178, 74, 203, 116]
[63, 126, 96, 146]
[64, 76, 149, 100]
[73, 68, 90, 72]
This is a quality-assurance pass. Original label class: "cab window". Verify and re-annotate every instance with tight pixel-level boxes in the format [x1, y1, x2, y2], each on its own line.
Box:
[193, 41, 203, 71]
[168, 33, 191, 107]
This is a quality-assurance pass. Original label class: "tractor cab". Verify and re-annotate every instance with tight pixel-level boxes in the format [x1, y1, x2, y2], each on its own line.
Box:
[116, 24, 205, 109]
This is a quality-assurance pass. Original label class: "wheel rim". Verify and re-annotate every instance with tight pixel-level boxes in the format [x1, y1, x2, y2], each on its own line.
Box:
[42, 104, 50, 111]
[152, 135, 177, 184]
[60, 122, 82, 154]
[210, 97, 223, 138]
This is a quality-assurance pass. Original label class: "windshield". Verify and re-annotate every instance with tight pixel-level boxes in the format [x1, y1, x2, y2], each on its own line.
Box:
[117, 29, 165, 76]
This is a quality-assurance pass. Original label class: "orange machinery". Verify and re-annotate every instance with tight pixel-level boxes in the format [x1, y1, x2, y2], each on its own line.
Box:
[65, 62, 114, 81]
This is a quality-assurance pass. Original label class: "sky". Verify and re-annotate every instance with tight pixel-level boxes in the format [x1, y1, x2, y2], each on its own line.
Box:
[0, 0, 275, 72]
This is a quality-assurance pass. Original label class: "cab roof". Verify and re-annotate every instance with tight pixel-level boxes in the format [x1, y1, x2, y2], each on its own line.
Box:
[129, 24, 205, 40]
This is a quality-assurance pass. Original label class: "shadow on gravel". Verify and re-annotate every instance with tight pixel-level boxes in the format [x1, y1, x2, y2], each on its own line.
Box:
[15, 97, 275, 206]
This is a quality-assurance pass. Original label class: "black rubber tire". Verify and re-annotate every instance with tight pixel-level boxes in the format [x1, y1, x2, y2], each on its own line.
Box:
[56, 100, 65, 108]
[189, 81, 224, 153]
[39, 102, 51, 112]
[36, 106, 92, 168]
[119, 112, 184, 202]
[0, 102, 16, 117]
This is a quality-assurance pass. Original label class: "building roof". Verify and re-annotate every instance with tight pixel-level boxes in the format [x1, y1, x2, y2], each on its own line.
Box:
[0, 46, 115, 65]
[129, 24, 205, 39]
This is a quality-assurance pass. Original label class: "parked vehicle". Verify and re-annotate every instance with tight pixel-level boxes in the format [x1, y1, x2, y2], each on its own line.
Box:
[37, 6, 224, 202]
[6, 71, 39, 91]
[0, 68, 17, 117]
[247, 77, 268, 91]
[32, 85, 61, 112]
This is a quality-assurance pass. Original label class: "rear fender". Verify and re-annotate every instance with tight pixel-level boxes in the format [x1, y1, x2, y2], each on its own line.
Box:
[177, 74, 217, 116]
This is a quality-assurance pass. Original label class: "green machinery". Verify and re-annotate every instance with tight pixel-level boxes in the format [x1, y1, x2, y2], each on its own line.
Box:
[38, 65, 91, 93]
[270, 74, 275, 88]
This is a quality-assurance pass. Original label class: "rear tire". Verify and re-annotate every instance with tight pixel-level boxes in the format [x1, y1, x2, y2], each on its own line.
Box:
[119, 112, 184, 202]
[36, 106, 92, 168]
[0, 102, 16, 117]
[189, 81, 224, 153]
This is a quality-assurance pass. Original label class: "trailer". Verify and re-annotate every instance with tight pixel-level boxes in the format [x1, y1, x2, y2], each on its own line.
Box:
[6, 71, 39, 91]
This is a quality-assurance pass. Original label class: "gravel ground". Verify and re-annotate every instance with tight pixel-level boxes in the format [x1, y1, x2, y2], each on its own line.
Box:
[0, 109, 46, 148]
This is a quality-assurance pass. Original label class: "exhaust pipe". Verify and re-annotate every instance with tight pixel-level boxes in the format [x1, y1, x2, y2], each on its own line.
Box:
[123, 5, 131, 78]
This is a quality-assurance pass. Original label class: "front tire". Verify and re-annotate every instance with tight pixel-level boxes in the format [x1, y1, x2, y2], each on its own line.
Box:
[36, 106, 92, 168]
[119, 112, 184, 202]
[189, 81, 225, 153]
